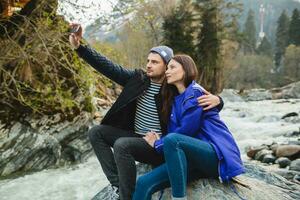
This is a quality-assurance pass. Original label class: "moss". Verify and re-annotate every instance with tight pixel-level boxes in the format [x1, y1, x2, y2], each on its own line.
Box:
[82, 95, 94, 113]
[0, 0, 120, 125]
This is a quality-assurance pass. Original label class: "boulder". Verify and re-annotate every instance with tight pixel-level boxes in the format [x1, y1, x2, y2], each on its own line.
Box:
[293, 174, 300, 184]
[93, 163, 300, 200]
[242, 89, 272, 101]
[246, 145, 268, 159]
[273, 169, 300, 180]
[262, 154, 276, 164]
[0, 112, 92, 177]
[219, 89, 244, 102]
[276, 157, 291, 168]
[275, 145, 300, 158]
[290, 159, 300, 172]
[270, 143, 279, 154]
[282, 112, 298, 119]
[271, 81, 300, 99]
[254, 149, 273, 161]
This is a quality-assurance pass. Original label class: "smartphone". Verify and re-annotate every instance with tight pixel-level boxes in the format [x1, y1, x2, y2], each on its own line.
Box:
[69, 25, 80, 33]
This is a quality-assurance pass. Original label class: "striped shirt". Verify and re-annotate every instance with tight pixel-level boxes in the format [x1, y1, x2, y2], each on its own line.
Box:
[134, 82, 162, 135]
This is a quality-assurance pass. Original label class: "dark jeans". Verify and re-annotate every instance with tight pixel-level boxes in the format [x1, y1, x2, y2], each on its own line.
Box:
[88, 125, 164, 200]
[133, 133, 219, 200]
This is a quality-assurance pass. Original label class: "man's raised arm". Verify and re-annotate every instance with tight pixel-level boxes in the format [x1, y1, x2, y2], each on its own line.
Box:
[69, 23, 135, 86]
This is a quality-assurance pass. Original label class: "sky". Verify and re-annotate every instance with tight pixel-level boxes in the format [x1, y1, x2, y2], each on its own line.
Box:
[57, 0, 115, 27]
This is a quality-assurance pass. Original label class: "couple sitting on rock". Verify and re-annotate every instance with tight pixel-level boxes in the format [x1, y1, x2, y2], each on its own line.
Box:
[69, 24, 245, 200]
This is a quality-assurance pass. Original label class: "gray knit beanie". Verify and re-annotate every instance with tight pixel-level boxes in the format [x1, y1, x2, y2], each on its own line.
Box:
[150, 45, 174, 64]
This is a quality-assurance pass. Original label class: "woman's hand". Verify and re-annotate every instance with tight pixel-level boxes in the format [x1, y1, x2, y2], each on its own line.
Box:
[143, 131, 160, 147]
[197, 88, 220, 111]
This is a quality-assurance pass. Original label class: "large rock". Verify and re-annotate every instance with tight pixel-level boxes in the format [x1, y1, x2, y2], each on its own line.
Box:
[290, 159, 300, 172]
[219, 89, 244, 102]
[254, 149, 273, 161]
[262, 154, 276, 164]
[273, 169, 300, 180]
[246, 145, 268, 158]
[276, 157, 292, 168]
[275, 145, 300, 158]
[0, 112, 92, 177]
[242, 89, 273, 101]
[271, 81, 300, 99]
[282, 112, 300, 124]
[93, 163, 300, 200]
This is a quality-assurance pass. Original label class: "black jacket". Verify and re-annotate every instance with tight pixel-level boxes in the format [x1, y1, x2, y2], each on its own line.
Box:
[76, 45, 223, 135]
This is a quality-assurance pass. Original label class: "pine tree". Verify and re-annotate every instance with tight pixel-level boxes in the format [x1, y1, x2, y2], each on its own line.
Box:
[195, 0, 224, 93]
[243, 9, 256, 53]
[275, 10, 290, 71]
[162, 0, 195, 56]
[289, 8, 300, 46]
[257, 36, 272, 57]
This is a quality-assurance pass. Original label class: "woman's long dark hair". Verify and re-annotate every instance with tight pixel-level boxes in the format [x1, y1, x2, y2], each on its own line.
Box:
[161, 54, 199, 124]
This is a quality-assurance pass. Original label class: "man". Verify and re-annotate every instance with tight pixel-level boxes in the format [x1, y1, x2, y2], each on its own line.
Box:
[69, 24, 223, 200]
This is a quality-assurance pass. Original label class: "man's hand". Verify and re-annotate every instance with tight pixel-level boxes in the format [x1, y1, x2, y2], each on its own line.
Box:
[69, 23, 83, 49]
[143, 131, 160, 147]
[197, 88, 220, 111]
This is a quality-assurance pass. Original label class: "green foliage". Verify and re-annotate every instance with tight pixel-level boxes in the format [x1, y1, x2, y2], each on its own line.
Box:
[112, 0, 177, 68]
[195, 0, 226, 93]
[283, 45, 300, 82]
[274, 10, 290, 70]
[162, 0, 195, 56]
[242, 9, 256, 53]
[116, 23, 153, 68]
[288, 8, 300, 46]
[161, 0, 242, 93]
[225, 54, 274, 89]
[92, 41, 129, 68]
[257, 36, 273, 57]
[0, 0, 109, 124]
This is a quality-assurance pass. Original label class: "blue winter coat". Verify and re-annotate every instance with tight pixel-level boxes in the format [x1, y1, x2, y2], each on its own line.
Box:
[154, 81, 245, 182]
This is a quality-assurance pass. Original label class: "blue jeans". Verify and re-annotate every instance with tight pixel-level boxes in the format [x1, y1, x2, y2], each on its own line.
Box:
[133, 133, 219, 200]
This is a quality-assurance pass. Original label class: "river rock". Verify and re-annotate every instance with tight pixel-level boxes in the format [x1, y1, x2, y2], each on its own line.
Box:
[282, 112, 299, 119]
[219, 89, 244, 102]
[246, 145, 268, 158]
[290, 159, 300, 172]
[275, 145, 300, 158]
[271, 81, 300, 99]
[294, 174, 300, 184]
[270, 143, 279, 154]
[273, 169, 300, 180]
[254, 149, 273, 161]
[262, 154, 276, 164]
[0, 112, 92, 177]
[242, 89, 272, 101]
[276, 157, 291, 168]
[282, 114, 300, 124]
[93, 162, 300, 200]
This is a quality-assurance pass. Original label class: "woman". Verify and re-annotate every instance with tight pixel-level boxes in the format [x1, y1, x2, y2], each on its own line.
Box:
[133, 55, 245, 200]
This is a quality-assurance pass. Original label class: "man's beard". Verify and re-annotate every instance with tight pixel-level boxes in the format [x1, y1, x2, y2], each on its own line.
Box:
[149, 73, 165, 83]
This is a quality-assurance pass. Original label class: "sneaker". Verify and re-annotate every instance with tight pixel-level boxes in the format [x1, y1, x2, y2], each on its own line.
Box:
[107, 185, 120, 200]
